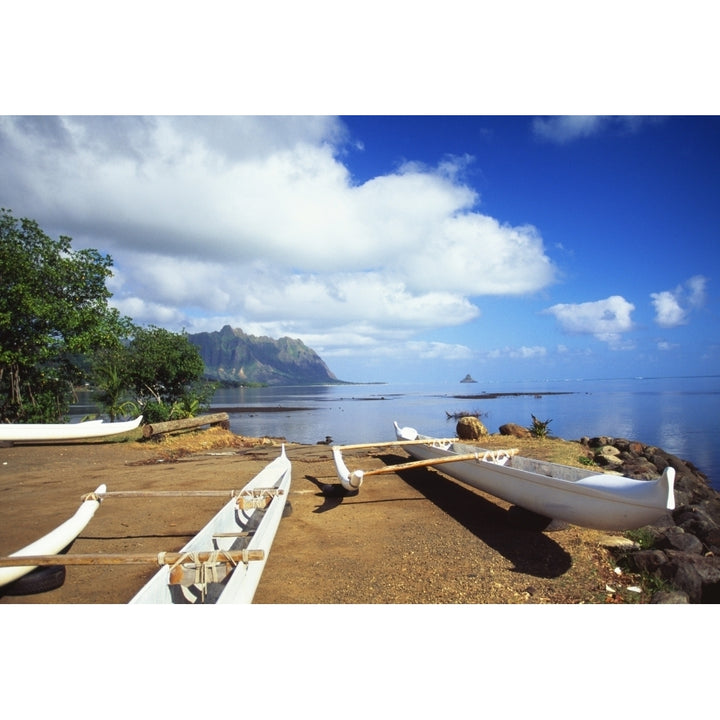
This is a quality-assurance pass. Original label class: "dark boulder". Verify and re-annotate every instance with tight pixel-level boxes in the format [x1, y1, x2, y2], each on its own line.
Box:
[587, 434, 720, 603]
[661, 551, 720, 604]
[654, 526, 704, 555]
[658, 554, 704, 603]
[628, 550, 668, 574]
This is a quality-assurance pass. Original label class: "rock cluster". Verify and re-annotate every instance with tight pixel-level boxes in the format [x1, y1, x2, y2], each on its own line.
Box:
[579, 436, 720, 604]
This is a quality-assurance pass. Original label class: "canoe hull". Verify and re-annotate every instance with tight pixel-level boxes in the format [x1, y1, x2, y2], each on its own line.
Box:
[0, 485, 106, 587]
[129, 446, 291, 604]
[0, 416, 143, 442]
[394, 423, 675, 531]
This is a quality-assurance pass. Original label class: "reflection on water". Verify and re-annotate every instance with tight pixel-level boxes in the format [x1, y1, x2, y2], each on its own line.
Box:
[216, 378, 720, 490]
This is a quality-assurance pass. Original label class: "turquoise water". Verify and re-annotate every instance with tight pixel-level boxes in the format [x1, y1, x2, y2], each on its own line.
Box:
[209, 376, 720, 490]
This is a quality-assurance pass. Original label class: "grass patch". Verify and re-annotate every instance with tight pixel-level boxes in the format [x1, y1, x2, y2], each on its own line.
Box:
[624, 527, 657, 549]
[139, 426, 279, 459]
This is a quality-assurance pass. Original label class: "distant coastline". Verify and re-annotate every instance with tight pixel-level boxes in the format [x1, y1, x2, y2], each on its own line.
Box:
[452, 391, 574, 400]
[210, 405, 315, 413]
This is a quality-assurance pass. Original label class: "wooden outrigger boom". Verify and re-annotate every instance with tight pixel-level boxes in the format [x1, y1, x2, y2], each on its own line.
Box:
[334, 438, 458, 451]
[332, 446, 518, 490]
[0, 550, 265, 567]
[83, 489, 255, 500]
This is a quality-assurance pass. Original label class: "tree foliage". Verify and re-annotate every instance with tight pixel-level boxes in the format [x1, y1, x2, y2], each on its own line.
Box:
[122, 326, 209, 422]
[1, 209, 214, 425]
[89, 328, 212, 423]
[0, 209, 133, 422]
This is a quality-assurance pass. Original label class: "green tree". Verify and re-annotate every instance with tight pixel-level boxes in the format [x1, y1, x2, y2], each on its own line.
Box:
[124, 326, 210, 422]
[0, 209, 133, 422]
[90, 348, 138, 422]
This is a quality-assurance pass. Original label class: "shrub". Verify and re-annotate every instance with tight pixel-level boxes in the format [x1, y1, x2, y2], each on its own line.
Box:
[529, 414, 552, 438]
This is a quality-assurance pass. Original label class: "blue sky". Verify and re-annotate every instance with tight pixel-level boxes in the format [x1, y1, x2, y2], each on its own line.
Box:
[1, 115, 718, 384]
[2, 3, 718, 386]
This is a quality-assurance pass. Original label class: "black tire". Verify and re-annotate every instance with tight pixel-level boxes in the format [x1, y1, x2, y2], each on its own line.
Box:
[1, 565, 66, 596]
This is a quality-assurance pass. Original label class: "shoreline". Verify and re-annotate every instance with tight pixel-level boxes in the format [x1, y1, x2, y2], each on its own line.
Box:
[1, 426, 717, 604]
[0, 430, 631, 604]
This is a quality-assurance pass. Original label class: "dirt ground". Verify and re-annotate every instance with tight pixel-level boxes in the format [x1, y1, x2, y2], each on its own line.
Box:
[0, 427, 643, 604]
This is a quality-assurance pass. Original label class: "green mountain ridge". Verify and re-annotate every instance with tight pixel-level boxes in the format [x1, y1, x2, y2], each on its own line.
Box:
[187, 325, 343, 385]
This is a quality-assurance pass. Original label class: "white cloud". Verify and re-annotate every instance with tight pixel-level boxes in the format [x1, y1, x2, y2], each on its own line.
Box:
[405, 341, 474, 361]
[687, 275, 707, 307]
[0, 115, 559, 361]
[650, 290, 685, 327]
[111, 296, 186, 326]
[532, 116, 650, 144]
[510, 346, 547, 359]
[532, 116, 607, 143]
[484, 345, 547, 360]
[650, 275, 708, 327]
[544, 296, 635, 344]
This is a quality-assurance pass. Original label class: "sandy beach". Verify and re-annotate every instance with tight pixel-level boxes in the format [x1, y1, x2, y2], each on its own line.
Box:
[0, 428, 631, 604]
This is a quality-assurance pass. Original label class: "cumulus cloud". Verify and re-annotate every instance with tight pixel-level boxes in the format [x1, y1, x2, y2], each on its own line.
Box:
[650, 291, 685, 327]
[544, 295, 635, 345]
[650, 275, 708, 327]
[0, 115, 559, 364]
[510, 346, 547, 359]
[485, 345, 547, 360]
[687, 275, 707, 307]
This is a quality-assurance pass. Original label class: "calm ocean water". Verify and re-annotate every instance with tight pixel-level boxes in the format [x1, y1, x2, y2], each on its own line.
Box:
[71, 375, 719, 491]
[209, 375, 720, 491]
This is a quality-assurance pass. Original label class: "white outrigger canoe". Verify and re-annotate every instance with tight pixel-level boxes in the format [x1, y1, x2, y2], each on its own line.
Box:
[129, 446, 291, 604]
[0, 415, 143, 443]
[0, 484, 106, 588]
[332, 422, 675, 531]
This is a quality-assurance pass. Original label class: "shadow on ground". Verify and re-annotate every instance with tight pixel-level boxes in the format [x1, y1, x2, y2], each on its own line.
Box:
[377, 452, 573, 578]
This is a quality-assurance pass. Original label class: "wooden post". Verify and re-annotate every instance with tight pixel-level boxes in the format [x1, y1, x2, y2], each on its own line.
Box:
[142, 412, 230, 439]
[83, 489, 243, 500]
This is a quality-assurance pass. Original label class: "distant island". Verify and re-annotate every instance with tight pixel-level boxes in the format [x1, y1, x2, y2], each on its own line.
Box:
[187, 325, 347, 386]
[460, 374, 477, 383]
